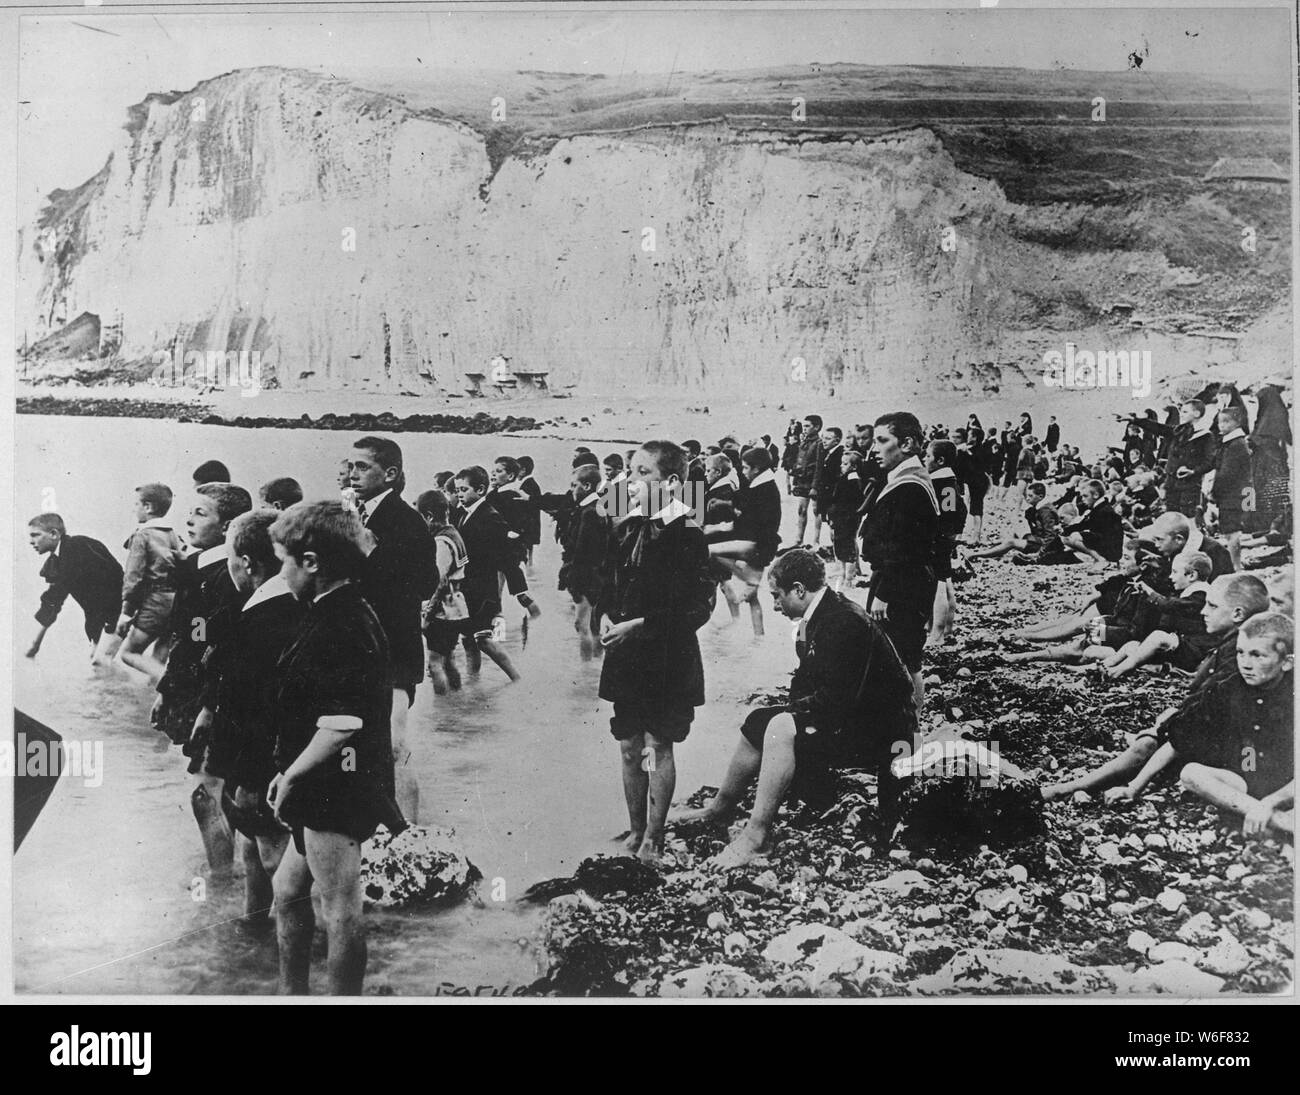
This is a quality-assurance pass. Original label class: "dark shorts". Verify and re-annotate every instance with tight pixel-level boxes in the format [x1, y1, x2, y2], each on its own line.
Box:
[871, 579, 935, 673]
[832, 525, 858, 563]
[132, 590, 175, 638]
[609, 700, 694, 744]
[423, 616, 470, 658]
[967, 480, 987, 518]
[1168, 631, 1219, 673]
[791, 480, 813, 500]
[1217, 508, 1247, 535]
[739, 706, 839, 806]
[82, 603, 118, 644]
[281, 777, 387, 848]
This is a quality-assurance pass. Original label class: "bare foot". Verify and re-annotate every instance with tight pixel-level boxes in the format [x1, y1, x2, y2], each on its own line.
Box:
[708, 834, 767, 871]
[1040, 785, 1068, 802]
[666, 804, 729, 830]
[636, 842, 664, 866]
[617, 830, 644, 854]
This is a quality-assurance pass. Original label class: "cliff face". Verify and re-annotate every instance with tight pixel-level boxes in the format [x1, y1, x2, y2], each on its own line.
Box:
[17, 66, 1291, 399]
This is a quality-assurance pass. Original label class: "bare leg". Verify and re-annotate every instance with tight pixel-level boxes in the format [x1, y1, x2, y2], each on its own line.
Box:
[1041, 735, 1157, 800]
[477, 636, 520, 681]
[1179, 764, 1285, 836]
[461, 633, 482, 674]
[1013, 604, 1099, 642]
[272, 839, 314, 995]
[303, 829, 367, 995]
[638, 733, 677, 864]
[119, 627, 167, 684]
[191, 776, 234, 873]
[668, 736, 762, 827]
[1106, 632, 1174, 679]
[390, 689, 419, 824]
[1005, 637, 1089, 664]
[719, 580, 742, 622]
[618, 733, 648, 853]
[1224, 530, 1242, 572]
[795, 497, 809, 544]
[711, 714, 798, 868]
[92, 630, 123, 668]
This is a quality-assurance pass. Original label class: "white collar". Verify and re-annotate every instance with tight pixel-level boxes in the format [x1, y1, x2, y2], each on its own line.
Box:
[359, 488, 392, 519]
[1189, 422, 1212, 439]
[887, 455, 924, 482]
[653, 496, 694, 524]
[748, 469, 776, 489]
[313, 582, 350, 604]
[463, 497, 486, 519]
[196, 543, 227, 569]
[579, 491, 600, 508]
[1180, 581, 1212, 599]
[714, 470, 741, 493]
[1220, 428, 1245, 443]
[52, 538, 62, 557]
[607, 471, 627, 485]
[791, 586, 829, 641]
[930, 467, 956, 481]
[140, 516, 173, 530]
[243, 573, 292, 613]
[1184, 525, 1204, 554]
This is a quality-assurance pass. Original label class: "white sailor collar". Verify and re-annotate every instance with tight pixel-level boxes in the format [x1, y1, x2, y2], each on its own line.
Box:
[243, 572, 291, 613]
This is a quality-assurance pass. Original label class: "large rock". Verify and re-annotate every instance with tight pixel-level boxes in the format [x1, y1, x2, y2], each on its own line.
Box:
[360, 824, 481, 908]
[890, 737, 1044, 848]
[658, 964, 765, 998]
[1110, 960, 1226, 996]
[763, 924, 904, 985]
[537, 893, 628, 995]
[911, 948, 1114, 995]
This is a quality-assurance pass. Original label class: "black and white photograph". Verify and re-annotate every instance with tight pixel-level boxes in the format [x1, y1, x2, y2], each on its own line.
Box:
[5, 0, 1296, 1007]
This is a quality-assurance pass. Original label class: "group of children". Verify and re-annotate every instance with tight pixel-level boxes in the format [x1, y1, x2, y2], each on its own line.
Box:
[23, 393, 1293, 993]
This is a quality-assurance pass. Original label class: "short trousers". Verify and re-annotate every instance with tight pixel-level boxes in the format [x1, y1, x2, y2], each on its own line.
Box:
[832, 525, 858, 563]
[221, 784, 284, 841]
[967, 480, 987, 518]
[609, 700, 695, 744]
[791, 480, 812, 500]
[1167, 631, 1219, 673]
[739, 705, 839, 806]
[132, 590, 175, 637]
[871, 580, 935, 673]
[1017, 469, 1034, 483]
[1217, 508, 1247, 535]
[424, 616, 470, 658]
[82, 603, 118, 644]
[281, 778, 386, 849]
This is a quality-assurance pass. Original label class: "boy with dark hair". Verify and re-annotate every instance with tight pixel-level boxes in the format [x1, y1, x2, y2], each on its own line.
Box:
[559, 465, 611, 658]
[193, 460, 231, 486]
[515, 455, 543, 565]
[117, 483, 183, 683]
[926, 439, 967, 645]
[791, 415, 823, 545]
[347, 436, 438, 823]
[828, 451, 865, 590]
[416, 489, 471, 695]
[859, 412, 939, 707]
[670, 549, 916, 865]
[259, 477, 304, 511]
[487, 456, 542, 620]
[1164, 399, 1218, 517]
[453, 465, 523, 682]
[268, 501, 405, 995]
[598, 440, 715, 864]
[1041, 573, 1271, 801]
[201, 510, 303, 923]
[1108, 614, 1293, 838]
[26, 513, 124, 666]
[1211, 405, 1251, 571]
[970, 482, 1058, 560]
[808, 426, 844, 548]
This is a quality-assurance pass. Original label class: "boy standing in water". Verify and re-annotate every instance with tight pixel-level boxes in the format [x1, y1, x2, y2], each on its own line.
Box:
[598, 441, 715, 864]
[117, 483, 183, 684]
[26, 513, 124, 666]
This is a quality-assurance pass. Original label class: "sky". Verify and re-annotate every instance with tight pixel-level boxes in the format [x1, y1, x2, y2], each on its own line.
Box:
[16, 4, 1294, 223]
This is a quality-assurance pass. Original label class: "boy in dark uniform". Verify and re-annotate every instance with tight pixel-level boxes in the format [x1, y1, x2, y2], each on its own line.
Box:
[26, 513, 124, 666]
[1164, 399, 1219, 518]
[268, 501, 405, 995]
[598, 440, 715, 864]
[670, 550, 916, 864]
[1108, 613, 1293, 838]
[558, 465, 610, 657]
[515, 455, 543, 565]
[156, 483, 253, 870]
[200, 510, 303, 922]
[859, 412, 939, 708]
[454, 465, 524, 682]
[926, 439, 967, 645]
[1211, 406, 1252, 571]
[348, 436, 438, 823]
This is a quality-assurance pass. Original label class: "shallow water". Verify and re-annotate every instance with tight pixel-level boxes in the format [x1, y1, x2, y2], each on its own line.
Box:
[12, 416, 800, 995]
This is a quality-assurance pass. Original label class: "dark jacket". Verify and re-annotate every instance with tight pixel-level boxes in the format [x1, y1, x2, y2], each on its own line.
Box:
[157, 550, 242, 752]
[858, 467, 939, 603]
[598, 513, 715, 708]
[733, 477, 782, 558]
[812, 443, 844, 501]
[1065, 499, 1124, 562]
[517, 476, 543, 547]
[1211, 434, 1252, 512]
[1045, 422, 1060, 452]
[458, 499, 523, 613]
[788, 589, 916, 760]
[204, 581, 305, 789]
[558, 499, 610, 601]
[35, 535, 124, 638]
[360, 490, 439, 688]
[1164, 426, 1218, 510]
